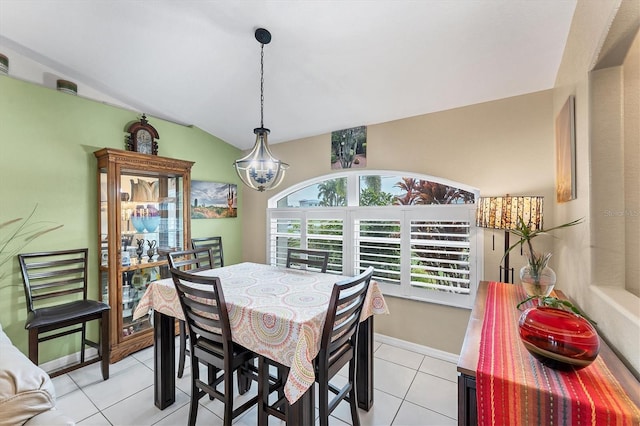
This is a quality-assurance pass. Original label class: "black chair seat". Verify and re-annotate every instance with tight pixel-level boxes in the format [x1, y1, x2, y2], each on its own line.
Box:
[26, 300, 110, 329]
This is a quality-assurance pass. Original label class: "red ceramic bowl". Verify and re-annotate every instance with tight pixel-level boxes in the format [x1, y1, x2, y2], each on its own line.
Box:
[518, 306, 600, 370]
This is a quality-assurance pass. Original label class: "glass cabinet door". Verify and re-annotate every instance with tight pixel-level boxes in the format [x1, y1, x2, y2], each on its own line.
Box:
[96, 148, 193, 362]
[117, 173, 185, 338]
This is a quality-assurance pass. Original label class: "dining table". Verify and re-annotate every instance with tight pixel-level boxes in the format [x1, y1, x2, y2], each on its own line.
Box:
[132, 262, 389, 424]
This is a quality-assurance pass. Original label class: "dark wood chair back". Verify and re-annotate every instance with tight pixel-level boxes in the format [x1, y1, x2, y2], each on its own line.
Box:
[285, 248, 329, 273]
[171, 267, 230, 351]
[167, 247, 216, 272]
[20, 248, 90, 311]
[316, 266, 374, 426]
[191, 236, 224, 268]
[257, 266, 375, 426]
[169, 268, 258, 425]
[167, 247, 217, 378]
[18, 248, 110, 379]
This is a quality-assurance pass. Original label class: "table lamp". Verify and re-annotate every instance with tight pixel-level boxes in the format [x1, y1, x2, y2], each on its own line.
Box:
[476, 195, 544, 283]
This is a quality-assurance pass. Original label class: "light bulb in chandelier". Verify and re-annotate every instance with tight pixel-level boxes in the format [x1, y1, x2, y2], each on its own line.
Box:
[234, 28, 289, 192]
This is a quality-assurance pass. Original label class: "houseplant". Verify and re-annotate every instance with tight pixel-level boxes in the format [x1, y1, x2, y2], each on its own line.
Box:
[502, 216, 583, 298]
[0, 206, 63, 283]
[504, 216, 600, 369]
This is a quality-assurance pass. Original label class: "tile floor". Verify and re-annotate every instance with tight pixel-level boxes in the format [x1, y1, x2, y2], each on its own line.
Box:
[52, 338, 458, 425]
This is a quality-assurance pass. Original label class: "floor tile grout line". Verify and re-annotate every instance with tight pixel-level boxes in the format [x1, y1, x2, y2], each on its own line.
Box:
[71, 337, 457, 425]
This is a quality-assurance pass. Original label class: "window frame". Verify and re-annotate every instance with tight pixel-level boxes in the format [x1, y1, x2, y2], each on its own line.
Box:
[267, 170, 482, 309]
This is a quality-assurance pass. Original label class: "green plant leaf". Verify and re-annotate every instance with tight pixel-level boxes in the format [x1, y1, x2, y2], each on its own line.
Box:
[517, 295, 597, 325]
[500, 216, 584, 264]
[0, 205, 63, 270]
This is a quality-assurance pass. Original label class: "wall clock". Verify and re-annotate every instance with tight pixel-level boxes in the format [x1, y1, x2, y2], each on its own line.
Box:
[126, 114, 159, 155]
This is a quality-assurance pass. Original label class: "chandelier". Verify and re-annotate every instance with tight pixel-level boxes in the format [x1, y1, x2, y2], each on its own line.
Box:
[233, 28, 289, 192]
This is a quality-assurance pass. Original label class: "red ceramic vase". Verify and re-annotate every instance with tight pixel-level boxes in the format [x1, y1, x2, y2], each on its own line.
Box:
[518, 306, 600, 370]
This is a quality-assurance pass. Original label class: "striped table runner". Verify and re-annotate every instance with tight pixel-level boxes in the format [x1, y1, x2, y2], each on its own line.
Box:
[477, 281, 640, 425]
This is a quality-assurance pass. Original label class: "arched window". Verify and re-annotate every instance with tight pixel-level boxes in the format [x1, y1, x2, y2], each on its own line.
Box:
[267, 170, 481, 308]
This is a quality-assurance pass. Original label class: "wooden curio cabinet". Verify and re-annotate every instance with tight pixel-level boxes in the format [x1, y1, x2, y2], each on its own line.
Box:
[94, 148, 194, 362]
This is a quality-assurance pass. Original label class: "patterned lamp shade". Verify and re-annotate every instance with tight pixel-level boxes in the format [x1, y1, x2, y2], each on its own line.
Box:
[476, 196, 544, 230]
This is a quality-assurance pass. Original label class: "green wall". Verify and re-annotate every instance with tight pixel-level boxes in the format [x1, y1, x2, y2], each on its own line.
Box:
[0, 75, 243, 362]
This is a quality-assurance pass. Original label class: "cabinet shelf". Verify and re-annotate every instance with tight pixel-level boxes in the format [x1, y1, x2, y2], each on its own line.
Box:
[121, 259, 168, 272]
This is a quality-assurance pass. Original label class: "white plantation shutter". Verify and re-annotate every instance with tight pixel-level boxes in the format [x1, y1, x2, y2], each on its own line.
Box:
[269, 216, 301, 267]
[267, 171, 481, 309]
[354, 218, 401, 286]
[307, 218, 344, 274]
[409, 220, 471, 293]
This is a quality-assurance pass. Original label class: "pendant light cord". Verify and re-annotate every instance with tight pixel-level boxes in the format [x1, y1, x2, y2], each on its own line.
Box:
[260, 43, 265, 129]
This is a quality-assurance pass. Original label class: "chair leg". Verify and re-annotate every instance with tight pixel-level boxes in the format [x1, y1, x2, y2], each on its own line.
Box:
[208, 365, 219, 400]
[224, 365, 234, 426]
[100, 311, 110, 380]
[80, 322, 87, 363]
[188, 361, 200, 426]
[277, 364, 286, 403]
[178, 320, 187, 378]
[28, 329, 39, 366]
[318, 370, 329, 426]
[257, 357, 268, 426]
[237, 360, 252, 394]
[349, 359, 360, 426]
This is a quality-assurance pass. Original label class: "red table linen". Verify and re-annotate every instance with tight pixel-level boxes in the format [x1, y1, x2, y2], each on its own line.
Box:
[477, 281, 640, 425]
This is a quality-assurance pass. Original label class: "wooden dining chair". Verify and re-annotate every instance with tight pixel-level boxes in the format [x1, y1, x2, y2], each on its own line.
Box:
[258, 266, 374, 426]
[17, 248, 110, 379]
[169, 268, 258, 426]
[167, 247, 216, 378]
[285, 248, 329, 273]
[191, 236, 224, 268]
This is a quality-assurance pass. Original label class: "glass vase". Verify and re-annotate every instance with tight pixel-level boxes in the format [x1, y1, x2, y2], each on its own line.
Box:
[520, 251, 556, 298]
[518, 306, 600, 370]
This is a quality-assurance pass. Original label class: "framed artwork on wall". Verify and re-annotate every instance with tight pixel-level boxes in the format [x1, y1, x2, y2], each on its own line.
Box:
[555, 95, 576, 202]
[190, 181, 237, 219]
[331, 125, 367, 169]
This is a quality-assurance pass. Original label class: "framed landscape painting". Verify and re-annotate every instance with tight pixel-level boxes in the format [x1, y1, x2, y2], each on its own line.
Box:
[191, 181, 237, 219]
[555, 96, 576, 202]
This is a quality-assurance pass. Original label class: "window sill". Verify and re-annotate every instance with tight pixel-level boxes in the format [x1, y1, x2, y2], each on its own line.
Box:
[588, 285, 639, 377]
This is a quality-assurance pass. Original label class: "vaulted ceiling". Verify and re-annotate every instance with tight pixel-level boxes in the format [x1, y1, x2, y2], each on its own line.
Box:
[0, 0, 577, 149]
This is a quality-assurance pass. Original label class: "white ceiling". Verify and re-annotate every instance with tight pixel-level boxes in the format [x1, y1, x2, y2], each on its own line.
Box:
[0, 0, 577, 150]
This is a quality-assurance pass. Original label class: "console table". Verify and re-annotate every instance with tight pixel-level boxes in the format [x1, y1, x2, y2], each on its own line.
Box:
[457, 281, 640, 425]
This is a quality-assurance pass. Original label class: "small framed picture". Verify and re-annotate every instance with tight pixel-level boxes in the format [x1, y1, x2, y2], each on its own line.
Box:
[331, 126, 367, 169]
[555, 96, 576, 202]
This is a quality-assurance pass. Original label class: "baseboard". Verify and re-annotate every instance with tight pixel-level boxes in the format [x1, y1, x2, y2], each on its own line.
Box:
[374, 333, 459, 364]
[40, 348, 98, 374]
[44, 336, 457, 373]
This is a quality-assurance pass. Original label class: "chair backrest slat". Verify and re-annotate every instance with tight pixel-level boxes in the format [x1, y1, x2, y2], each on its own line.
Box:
[169, 267, 232, 349]
[191, 237, 224, 268]
[167, 248, 216, 272]
[29, 276, 86, 289]
[31, 287, 86, 301]
[320, 266, 374, 357]
[18, 248, 90, 313]
[286, 248, 329, 273]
